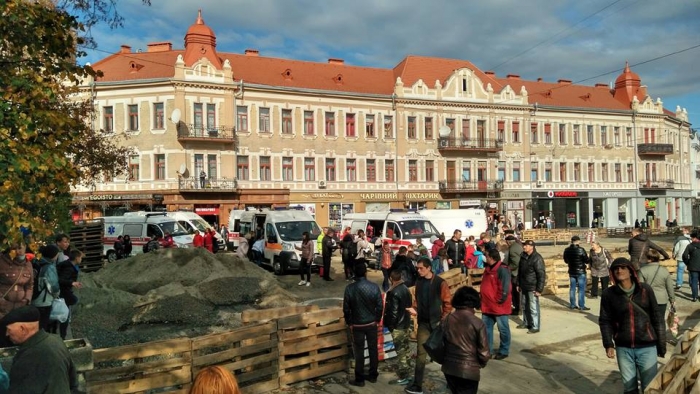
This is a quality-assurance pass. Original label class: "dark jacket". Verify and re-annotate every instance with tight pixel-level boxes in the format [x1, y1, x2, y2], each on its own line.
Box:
[517, 250, 546, 293]
[56, 260, 79, 306]
[390, 254, 416, 287]
[683, 241, 700, 272]
[413, 275, 452, 329]
[343, 277, 383, 326]
[506, 241, 523, 277]
[628, 233, 669, 270]
[9, 330, 78, 394]
[441, 308, 490, 381]
[563, 243, 589, 276]
[123, 238, 133, 257]
[383, 281, 412, 330]
[322, 235, 336, 261]
[445, 238, 466, 267]
[599, 261, 665, 356]
[0, 254, 33, 319]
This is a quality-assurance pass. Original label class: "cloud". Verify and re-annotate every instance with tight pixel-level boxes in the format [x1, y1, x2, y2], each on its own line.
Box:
[85, 0, 700, 121]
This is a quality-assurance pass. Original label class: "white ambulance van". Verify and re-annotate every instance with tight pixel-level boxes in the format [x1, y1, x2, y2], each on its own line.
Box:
[165, 211, 225, 250]
[226, 209, 246, 251]
[102, 212, 193, 262]
[341, 210, 440, 253]
[239, 208, 322, 275]
[417, 208, 488, 240]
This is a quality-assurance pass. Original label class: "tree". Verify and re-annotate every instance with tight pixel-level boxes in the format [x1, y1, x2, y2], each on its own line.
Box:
[0, 0, 148, 247]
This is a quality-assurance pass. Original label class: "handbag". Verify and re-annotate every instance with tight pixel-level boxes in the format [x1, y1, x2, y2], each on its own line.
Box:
[667, 304, 679, 336]
[49, 297, 70, 323]
[422, 315, 449, 364]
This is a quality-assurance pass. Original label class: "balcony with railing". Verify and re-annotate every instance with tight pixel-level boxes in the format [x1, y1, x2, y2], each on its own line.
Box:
[638, 179, 674, 190]
[439, 179, 504, 193]
[178, 177, 238, 192]
[177, 123, 236, 145]
[438, 137, 503, 152]
[637, 143, 673, 156]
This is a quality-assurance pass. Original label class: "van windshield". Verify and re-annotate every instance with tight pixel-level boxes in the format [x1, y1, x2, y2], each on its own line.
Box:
[190, 218, 211, 232]
[158, 221, 189, 237]
[398, 220, 440, 240]
[275, 221, 322, 242]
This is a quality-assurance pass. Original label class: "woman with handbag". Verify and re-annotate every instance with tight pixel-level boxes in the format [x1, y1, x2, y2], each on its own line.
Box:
[589, 241, 612, 299]
[53, 249, 83, 339]
[0, 243, 33, 319]
[441, 286, 490, 394]
[294, 232, 314, 287]
[31, 245, 61, 331]
[640, 249, 675, 332]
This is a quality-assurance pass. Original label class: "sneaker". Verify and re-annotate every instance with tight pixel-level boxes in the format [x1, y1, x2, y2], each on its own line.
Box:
[390, 378, 411, 385]
[348, 380, 365, 387]
[527, 329, 540, 334]
[306, 282, 311, 287]
[298, 280, 306, 286]
[581, 307, 591, 311]
[494, 353, 509, 360]
[570, 306, 579, 310]
[405, 384, 423, 394]
[516, 324, 528, 329]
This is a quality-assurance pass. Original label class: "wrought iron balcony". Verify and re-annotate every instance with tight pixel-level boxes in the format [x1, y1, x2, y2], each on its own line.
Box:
[639, 179, 674, 189]
[438, 137, 503, 152]
[439, 180, 504, 193]
[177, 123, 236, 144]
[637, 143, 673, 155]
[179, 177, 238, 192]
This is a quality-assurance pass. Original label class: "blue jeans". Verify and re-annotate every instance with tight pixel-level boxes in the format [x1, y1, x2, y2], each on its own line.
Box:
[482, 314, 511, 356]
[521, 291, 540, 330]
[569, 273, 587, 308]
[690, 271, 700, 300]
[616, 346, 658, 393]
[677, 261, 686, 287]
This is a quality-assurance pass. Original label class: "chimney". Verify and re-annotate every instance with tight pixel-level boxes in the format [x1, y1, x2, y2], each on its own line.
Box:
[328, 58, 345, 65]
[537, 77, 543, 82]
[557, 79, 572, 84]
[506, 74, 520, 80]
[484, 71, 495, 76]
[120, 45, 131, 54]
[244, 49, 259, 56]
[147, 42, 172, 52]
[595, 83, 609, 89]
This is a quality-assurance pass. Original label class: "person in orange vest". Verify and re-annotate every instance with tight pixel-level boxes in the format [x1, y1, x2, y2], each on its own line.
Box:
[193, 230, 204, 248]
[203, 229, 214, 253]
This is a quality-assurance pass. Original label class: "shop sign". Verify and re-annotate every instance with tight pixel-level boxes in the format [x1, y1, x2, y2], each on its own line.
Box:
[645, 199, 657, 209]
[507, 201, 524, 210]
[79, 193, 156, 201]
[488, 203, 498, 208]
[550, 191, 578, 198]
[404, 192, 441, 201]
[459, 199, 481, 207]
[301, 192, 344, 200]
[360, 193, 398, 201]
[435, 201, 452, 209]
[195, 207, 220, 215]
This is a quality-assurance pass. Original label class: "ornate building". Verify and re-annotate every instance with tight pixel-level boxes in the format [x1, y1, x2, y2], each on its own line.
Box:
[73, 10, 693, 229]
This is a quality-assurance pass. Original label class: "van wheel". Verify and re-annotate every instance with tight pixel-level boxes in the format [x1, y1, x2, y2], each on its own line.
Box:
[273, 258, 286, 275]
[106, 250, 117, 263]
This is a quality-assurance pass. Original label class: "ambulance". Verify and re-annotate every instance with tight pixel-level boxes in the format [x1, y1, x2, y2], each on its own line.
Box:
[102, 212, 193, 262]
[165, 211, 225, 250]
[341, 210, 440, 253]
[239, 207, 322, 275]
[226, 209, 246, 250]
[417, 208, 488, 240]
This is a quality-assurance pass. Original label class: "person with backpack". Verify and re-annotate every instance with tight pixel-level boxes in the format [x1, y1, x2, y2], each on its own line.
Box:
[31, 245, 60, 331]
[391, 246, 417, 287]
[682, 231, 700, 302]
[53, 249, 83, 339]
[341, 232, 357, 281]
[467, 242, 486, 269]
[673, 227, 691, 290]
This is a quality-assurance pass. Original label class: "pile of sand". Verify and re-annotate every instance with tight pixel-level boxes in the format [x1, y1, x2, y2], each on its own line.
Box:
[71, 248, 300, 348]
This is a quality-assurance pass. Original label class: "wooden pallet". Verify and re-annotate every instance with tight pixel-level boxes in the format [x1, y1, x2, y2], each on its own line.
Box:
[276, 308, 349, 386]
[191, 321, 280, 394]
[467, 268, 485, 292]
[646, 323, 700, 393]
[241, 305, 319, 325]
[86, 337, 191, 394]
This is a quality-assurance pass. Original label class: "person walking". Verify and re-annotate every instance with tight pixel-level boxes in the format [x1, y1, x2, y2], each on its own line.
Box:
[53, 249, 83, 339]
[380, 241, 393, 292]
[441, 286, 490, 394]
[589, 241, 612, 299]
[673, 227, 691, 289]
[445, 230, 466, 271]
[600, 257, 665, 393]
[295, 232, 314, 287]
[203, 230, 214, 253]
[343, 264, 383, 387]
[122, 234, 133, 258]
[193, 230, 204, 249]
[628, 228, 669, 271]
[517, 240, 546, 334]
[563, 235, 590, 311]
[505, 235, 522, 316]
[683, 231, 700, 302]
[321, 228, 337, 281]
[405, 257, 452, 394]
[639, 249, 675, 331]
[383, 270, 412, 386]
[480, 248, 512, 360]
[31, 245, 60, 331]
[391, 246, 417, 288]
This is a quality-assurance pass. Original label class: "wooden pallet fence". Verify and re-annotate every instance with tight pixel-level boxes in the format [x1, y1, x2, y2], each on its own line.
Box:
[646, 323, 700, 394]
[241, 305, 319, 325]
[191, 321, 280, 394]
[86, 337, 192, 394]
[467, 268, 485, 292]
[276, 308, 349, 385]
[439, 268, 467, 294]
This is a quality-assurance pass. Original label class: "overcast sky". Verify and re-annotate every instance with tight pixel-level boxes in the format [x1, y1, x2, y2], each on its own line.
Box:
[84, 0, 700, 125]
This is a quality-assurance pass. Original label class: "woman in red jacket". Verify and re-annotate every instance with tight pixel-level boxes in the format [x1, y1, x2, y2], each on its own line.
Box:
[193, 230, 204, 248]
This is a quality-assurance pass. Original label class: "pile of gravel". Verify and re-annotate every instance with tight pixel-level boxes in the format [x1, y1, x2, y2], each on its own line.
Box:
[71, 248, 300, 348]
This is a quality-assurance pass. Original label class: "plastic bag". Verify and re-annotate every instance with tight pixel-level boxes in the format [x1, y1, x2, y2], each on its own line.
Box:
[50, 298, 70, 323]
[667, 304, 679, 336]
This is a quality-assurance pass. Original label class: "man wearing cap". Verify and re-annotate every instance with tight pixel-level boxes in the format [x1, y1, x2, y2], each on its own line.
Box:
[517, 240, 546, 334]
[600, 258, 665, 393]
[563, 235, 590, 311]
[505, 235, 522, 315]
[4, 305, 77, 393]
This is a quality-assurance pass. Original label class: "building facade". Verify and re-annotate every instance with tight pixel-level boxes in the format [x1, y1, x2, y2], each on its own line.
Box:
[73, 11, 694, 229]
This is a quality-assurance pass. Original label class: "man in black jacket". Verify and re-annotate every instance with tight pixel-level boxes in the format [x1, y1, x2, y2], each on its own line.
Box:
[600, 257, 665, 393]
[343, 263, 383, 387]
[445, 229, 466, 270]
[322, 228, 338, 281]
[383, 269, 412, 386]
[391, 246, 417, 287]
[682, 231, 700, 301]
[628, 228, 669, 271]
[517, 240, 546, 334]
[563, 235, 590, 311]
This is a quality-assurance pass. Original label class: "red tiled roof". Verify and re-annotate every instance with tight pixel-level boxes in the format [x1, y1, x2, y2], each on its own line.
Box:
[393, 55, 503, 91]
[496, 78, 632, 110]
